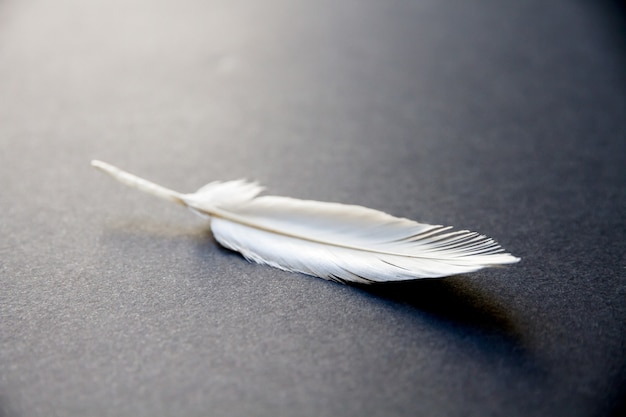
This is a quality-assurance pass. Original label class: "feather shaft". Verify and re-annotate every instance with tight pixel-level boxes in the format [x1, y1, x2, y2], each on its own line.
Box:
[201, 208, 467, 260]
[91, 160, 186, 205]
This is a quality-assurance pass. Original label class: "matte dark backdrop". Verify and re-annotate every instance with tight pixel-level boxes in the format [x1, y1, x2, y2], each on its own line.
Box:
[0, 0, 624, 416]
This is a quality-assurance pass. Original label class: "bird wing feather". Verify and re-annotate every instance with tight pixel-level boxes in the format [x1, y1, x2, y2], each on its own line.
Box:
[91, 161, 520, 284]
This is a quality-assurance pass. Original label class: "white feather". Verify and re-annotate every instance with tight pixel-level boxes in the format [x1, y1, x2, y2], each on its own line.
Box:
[91, 161, 520, 283]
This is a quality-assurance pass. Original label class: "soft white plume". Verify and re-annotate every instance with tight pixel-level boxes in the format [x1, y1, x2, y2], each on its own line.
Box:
[91, 160, 520, 283]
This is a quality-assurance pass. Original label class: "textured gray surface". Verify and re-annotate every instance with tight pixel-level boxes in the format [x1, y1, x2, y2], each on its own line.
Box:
[1, 0, 625, 416]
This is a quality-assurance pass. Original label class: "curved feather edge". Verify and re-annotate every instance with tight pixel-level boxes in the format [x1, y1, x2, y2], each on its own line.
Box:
[182, 180, 520, 283]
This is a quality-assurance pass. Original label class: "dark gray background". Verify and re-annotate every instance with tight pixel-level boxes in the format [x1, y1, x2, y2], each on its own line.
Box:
[1, 0, 624, 416]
